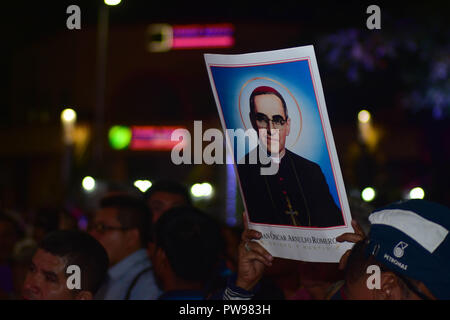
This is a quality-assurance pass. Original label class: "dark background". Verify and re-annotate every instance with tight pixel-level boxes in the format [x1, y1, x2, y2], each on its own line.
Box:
[1, 0, 449, 226]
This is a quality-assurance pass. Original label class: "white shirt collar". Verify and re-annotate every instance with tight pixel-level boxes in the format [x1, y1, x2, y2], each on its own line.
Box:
[270, 149, 285, 163]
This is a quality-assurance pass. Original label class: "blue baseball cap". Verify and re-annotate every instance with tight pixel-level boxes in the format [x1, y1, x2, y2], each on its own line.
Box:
[366, 199, 450, 299]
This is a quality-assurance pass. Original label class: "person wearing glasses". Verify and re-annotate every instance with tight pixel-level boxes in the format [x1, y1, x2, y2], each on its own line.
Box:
[89, 193, 161, 300]
[237, 86, 344, 227]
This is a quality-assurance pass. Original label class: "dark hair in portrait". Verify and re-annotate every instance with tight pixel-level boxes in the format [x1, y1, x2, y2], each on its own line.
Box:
[249, 86, 289, 118]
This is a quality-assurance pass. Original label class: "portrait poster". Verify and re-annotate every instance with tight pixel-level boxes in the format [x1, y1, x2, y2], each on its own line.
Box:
[204, 45, 354, 262]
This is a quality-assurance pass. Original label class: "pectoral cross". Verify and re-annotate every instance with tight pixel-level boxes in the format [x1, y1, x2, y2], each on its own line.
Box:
[284, 194, 299, 226]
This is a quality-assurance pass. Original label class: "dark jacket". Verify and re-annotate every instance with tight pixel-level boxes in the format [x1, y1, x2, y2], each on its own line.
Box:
[237, 149, 344, 227]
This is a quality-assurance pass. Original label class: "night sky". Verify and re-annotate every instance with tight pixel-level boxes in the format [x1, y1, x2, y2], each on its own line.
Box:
[2, 0, 449, 212]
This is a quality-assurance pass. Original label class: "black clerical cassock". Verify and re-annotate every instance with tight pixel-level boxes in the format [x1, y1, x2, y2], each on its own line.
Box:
[237, 149, 344, 227]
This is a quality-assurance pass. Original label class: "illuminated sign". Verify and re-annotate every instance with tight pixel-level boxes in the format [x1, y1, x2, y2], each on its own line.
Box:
[147, 23, 234, 52]
[130, 126, 186, 151]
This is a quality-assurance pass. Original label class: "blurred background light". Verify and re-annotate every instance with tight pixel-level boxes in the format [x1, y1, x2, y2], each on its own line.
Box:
[82, 176, 96, 192]
[130, 126, 184, 151]
[134, 180, 152, 193]
[191, 182, 213, 199]
[358, 110, 371, 123]
[191, 183, 203, 198]
[78, 216, 89, 231]
[108, 125, 132, 150]
[104, 0, 121, 6]
[147, 23, 234, 52]
[409, 187, 425, 199]
[361, 187, 376, 202]
[61, 108, 77, 123]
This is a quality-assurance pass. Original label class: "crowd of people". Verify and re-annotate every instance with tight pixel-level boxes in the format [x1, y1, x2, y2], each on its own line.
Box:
[0, 180, 237, 300]
[0, 179, 449, 300]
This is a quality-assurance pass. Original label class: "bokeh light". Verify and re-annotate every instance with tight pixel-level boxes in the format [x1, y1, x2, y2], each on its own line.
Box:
[104, 0, 121, 6]
[191, 183, 213, 198]
[358, 110, 371, 123]
[108, 126, 132, 150]
[82, 176, 96, 192]
[61, 108, 77, 123]
[409, 187, 425, 199]
[134, 180, 152, 193]
[361, 187, 376, 202]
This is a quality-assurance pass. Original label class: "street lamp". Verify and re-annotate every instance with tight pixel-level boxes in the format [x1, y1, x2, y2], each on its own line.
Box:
[61, 108, 78, 196]
[358, 110, 371, 124]
[95, 0, 122, 168]
[61, 108, 77, 145]
[61, 108, 77, 124]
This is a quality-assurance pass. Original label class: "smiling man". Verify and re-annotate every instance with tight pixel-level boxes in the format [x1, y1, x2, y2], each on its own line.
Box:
[237, 86, 344, 227]
[22, 230, 108, 300]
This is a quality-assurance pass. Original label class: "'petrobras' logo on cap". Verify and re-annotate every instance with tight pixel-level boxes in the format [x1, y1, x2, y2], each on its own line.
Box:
[393, 241, 408, 258]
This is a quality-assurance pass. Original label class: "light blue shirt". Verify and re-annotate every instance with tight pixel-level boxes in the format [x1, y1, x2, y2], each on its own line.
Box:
[95, 248, 161, 300]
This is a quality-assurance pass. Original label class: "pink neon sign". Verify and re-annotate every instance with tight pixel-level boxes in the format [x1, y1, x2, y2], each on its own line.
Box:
[130, 126, 187, 151]
[171, 24, 234, 49]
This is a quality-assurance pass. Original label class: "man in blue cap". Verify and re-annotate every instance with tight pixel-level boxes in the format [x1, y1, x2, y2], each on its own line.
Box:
[330, 199, 450, 299]
[228, 199, 450, 300]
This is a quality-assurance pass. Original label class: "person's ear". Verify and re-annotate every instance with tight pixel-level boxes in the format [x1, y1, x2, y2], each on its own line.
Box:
[154, 247, 170, 271]
[375, 272, 403, 300]
[75, 290, 93, 300]
[286, 118, 291, 136]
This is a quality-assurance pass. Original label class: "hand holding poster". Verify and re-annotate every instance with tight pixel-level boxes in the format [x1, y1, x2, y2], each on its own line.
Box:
[204, 45, 354, 262]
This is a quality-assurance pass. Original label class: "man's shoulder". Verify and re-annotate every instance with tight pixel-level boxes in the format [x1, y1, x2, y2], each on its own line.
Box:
[285, 149, 321, 169]
[115, 250, 154, 280]
[131, 267, 158, 286]
[127, 265, 161, 300]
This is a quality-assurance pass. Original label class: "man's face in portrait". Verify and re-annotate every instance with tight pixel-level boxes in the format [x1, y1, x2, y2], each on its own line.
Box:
[22, 249, 74, 300]
[253, 93, 291, 154]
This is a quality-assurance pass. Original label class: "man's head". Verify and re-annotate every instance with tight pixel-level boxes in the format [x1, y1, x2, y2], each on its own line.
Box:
[22, 230, 108, 300]
[145, 180, 192, 223]
[89, 193, 151, 266]
[344, 199, 450, 300]
[249, 86, 291, 154]
[150, 206, 223, 291]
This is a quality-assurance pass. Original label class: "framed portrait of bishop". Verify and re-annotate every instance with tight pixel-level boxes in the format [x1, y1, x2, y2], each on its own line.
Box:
[205, 45, 354, 262]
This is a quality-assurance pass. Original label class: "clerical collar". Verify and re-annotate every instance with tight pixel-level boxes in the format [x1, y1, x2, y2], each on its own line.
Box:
[270, 149, 285, 164]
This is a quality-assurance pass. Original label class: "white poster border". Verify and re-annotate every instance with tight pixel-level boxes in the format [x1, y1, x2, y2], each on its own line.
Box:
[205, 45, 354, 262]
